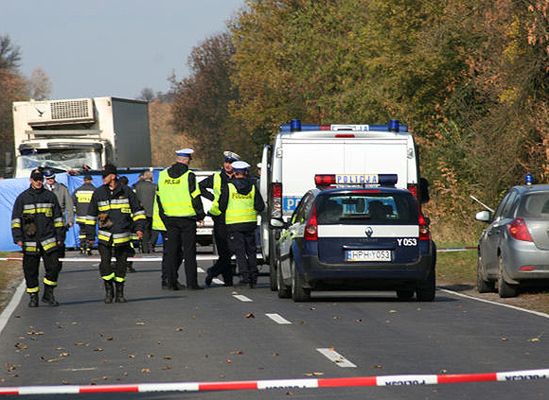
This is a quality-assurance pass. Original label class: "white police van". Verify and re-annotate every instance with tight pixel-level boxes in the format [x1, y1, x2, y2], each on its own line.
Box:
[260, 119, 429, 290]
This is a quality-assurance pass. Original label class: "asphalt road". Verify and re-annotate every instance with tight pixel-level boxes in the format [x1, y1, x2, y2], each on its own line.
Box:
[0, 250, 548, 399]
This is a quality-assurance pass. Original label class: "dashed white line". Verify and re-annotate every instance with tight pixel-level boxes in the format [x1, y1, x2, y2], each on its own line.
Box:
[212, 278, 224, 285]
[316, 348, 357, 368]
[233, 294, 253, 302]
[266, 313, 292, 324]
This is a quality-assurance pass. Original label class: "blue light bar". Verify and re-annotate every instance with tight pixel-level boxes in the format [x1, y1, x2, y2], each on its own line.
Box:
[279, 120, 408, 132]
[290, 119, 301, 132]
[388, 119, 400, 132]
[525, 172, 534, 185]
[378, 174, 398, 187]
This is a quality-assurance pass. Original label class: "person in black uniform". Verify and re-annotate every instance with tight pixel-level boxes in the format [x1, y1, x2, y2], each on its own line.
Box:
[156, 149, 205, 290]
[11, 169, 65, 307]
[72, 174, 96, 255]
[199, 150, 240, 287]
[215, 161, 264, 288]
[85, 164, 145, 303]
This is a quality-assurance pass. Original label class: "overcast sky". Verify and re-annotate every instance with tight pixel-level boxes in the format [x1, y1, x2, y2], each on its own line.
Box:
[1, 0, 245, 99]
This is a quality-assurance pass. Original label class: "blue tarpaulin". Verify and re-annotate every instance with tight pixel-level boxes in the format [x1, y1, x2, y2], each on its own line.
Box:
[0, 171, 154, 252]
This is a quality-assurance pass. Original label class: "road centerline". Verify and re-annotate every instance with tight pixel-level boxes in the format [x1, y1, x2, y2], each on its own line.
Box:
[233, 294, 253, 302]
[316, 348, 357, 368]
[265, 313, 292, 324]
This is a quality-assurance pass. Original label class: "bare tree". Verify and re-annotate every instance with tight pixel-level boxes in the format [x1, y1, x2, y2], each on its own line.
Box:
[0, 35, 21, 71]
[139, 87, 155, 101]
[28, 67, 52, 100]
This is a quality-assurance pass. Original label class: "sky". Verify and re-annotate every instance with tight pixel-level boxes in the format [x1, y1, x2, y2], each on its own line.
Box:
[1, 0, 245, 99]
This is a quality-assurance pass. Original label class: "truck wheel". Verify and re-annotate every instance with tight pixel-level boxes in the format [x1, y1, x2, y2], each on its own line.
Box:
[269, 239, 277, 291]
[498, 257, 518, 298]
[477, 256, 495, 293]
[277, 260, 291, 299]
[416, 266, 435, 302]
[291, 258, 310, 302]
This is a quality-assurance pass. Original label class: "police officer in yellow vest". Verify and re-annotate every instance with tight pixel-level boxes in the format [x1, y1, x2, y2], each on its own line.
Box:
[213, 161, 264, 288]
[199, 150, 240, 286]
[156, 148, 205, 290]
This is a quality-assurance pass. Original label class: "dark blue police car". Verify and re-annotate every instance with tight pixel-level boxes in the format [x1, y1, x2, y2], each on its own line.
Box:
[271, 174, 436, 302]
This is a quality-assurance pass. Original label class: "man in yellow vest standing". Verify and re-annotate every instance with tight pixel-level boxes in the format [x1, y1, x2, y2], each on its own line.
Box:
[199, 150, 240, 287]
[213, 161, 264, 288]
[156, 149, 205, 290]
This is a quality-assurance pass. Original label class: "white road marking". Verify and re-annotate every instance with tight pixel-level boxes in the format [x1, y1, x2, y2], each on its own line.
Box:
[266, 313, 292, 324]
[233, 294, 253, 302]
[197, 267, 205, 273]
[0, 280, 25, 336]
[439, 288, 549, 319]
[60, 367, 98, 372]
[316, 348, 357, 368]
[212, 278, 224, 285]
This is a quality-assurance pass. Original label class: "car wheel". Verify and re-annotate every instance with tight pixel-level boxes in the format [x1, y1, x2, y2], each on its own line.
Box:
[498, 257, 518, 298]
[277, 259, 291, 299]
[269, 240, 277, 291]
[396, 289, 415, 300]
[477, 256, 495, 293]
[416, 266, 436, 302]
[291, 258, 310, 302]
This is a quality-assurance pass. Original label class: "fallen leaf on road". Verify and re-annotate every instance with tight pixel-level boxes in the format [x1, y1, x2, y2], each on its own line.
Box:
[5, 363, 17, 372]
[230, 350, 244, 355]
[14, 343, 28, 350]
[136, 322, 145, 326]
[128, 354, 136, 359]
[147, 353, 155, 358]
[163, 356, 172, 360]
[272, 352, 279, 357]
[374, 364, 383, 369]
[355, 319, 363, 322]
[245, 313, 255, 319]
[141, 368, 151, 374]
[440, 369, 448, 374]
[389, 310, 397, 313]
[500, 337, 509, 341]
[94, 348, 104, 352]
[59, 352, 70, 358]
[528, 337, 541, 343]
[305, 372, 324, 377]
[176, 327, 184, 332]
[162, 365, 172, 371]
[27, 330, 44, 336]
[332, 316, 341, 320]
[226, 359, 232, 364]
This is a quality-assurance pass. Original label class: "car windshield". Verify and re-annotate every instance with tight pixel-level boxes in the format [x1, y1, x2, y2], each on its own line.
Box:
[517, 192, 549, 218]
[316, 192, 418, 225]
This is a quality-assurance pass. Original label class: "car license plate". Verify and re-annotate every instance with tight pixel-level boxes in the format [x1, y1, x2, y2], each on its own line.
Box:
[345, 249, 391, 262]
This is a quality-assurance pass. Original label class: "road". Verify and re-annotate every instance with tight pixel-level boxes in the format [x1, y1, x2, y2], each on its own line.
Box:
[0, 250, 547, 399]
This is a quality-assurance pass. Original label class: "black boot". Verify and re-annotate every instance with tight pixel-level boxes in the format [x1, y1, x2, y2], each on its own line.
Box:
[28, 293, 39, 307]
[42, 285, 59, 306]
[104, 281, 114, 304]
[115, 282, 127, 303]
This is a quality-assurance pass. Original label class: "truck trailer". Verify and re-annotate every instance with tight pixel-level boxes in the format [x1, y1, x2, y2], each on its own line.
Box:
[12, 97, 151, 177]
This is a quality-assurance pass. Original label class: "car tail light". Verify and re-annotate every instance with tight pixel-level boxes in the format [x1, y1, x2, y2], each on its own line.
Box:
[304, 205, 318, 241]
[519, 266, 536, 271]
[335, 133, 355, 138]
[407, 183, 418, 200]
[314, 174, 336, 186]
[271, 182, 282, 219]
[508, 218, 533, 242]
[418, 212, 431, 241]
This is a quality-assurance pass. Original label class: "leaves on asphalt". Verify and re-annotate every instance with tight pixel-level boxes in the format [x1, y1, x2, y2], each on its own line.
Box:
[93, 347, 104, 352]
[5, 363, 17, 372]
[26, 329, 44, 336]
[176, 327, 184, 331]
[230, 350, 244, 355]
[136, 321, 146, 326]
[14, 342, 28, 350]
[305, 372, 324, 376]
[141, 368, 151, 374]
[245, 312, 255, 319]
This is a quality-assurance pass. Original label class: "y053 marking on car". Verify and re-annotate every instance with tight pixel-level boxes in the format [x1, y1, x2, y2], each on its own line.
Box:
[397, 238, 417, 246]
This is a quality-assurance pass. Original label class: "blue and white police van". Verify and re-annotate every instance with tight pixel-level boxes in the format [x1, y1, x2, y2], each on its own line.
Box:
[270, 174, 436, 302]
[259, 119, 429, 290]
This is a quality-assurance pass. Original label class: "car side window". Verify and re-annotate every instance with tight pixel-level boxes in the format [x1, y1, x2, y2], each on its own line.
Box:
[292, 193, 312, 224]
[493, 192, 512, 219]
[501, 191, 519, 218]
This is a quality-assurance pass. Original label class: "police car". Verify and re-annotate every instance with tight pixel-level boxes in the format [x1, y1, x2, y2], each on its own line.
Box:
[271, 174, 436, 302]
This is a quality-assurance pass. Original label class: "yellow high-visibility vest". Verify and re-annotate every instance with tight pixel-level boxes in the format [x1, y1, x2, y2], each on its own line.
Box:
[209, 172, 222, 216]
[225, 183, 256, 225]
[151, 197, 166, 231]
[157, 169, 198, 217]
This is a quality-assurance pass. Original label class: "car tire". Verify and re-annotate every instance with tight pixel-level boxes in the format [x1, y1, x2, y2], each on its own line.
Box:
[477, 256, 495, 293]
[396, 289, 415, 300]
[416, 266, 436, 302]
[498, 257, 518, 298]
[269, 236, 277, 291]
[291, 258, 310, 302]
[277, 259, 291, 299]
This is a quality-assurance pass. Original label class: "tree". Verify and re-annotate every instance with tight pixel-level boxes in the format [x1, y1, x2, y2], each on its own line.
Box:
[138, 87, 155, 101]
[0, 35, 21, 70]
[28, 67, 52, 100]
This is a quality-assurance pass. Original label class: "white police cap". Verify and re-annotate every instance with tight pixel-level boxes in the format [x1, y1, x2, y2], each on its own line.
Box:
[176, 148, 194, 157]
[223, 151, 240, 162]
[232, 161, 250, 171]
[257, 163, 262, 169]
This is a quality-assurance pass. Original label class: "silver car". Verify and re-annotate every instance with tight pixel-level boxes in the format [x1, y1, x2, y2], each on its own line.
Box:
[476, 184, 549, 297]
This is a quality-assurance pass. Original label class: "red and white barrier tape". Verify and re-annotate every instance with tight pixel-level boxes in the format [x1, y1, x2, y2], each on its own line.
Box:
[0, 368, 547, 395]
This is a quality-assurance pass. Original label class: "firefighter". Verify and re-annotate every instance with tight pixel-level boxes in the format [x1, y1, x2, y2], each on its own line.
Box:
[156, 148, 205, 290]
[213, 161, 264, 288]
[11, 169, 65, 307]
[72, 174, 96, 255]
[85, 164, 145, 303]
[199, 150, 240, 287]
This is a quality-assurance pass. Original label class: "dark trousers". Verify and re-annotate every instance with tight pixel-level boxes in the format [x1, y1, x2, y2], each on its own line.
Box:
[160, 231, 183, 284]
[165, 217, 198, 287]
[98, 243, 131, 281]
[228, 228, 257, 283]
[23, 246, 61, 291]
[141, 217, 154, 253]
[77, 222, 87, 248]
[208, 220, 233, 282]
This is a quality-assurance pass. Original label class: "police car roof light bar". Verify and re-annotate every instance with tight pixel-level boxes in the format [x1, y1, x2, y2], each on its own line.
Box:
[280, 119, 407, 133]
[314, 174, 398, 188]
[379, 174, 398, 187]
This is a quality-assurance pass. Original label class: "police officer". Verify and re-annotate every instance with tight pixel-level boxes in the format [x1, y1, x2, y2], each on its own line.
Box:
[43, 169, 74, 264]
[199, 150, 240, 287]
[72, 174, 96, 255]
[85, 164, 146, 303]
[156, 148, 205, 290]
[11, 169, 65, 307]
[214, 161, 264, 288]
[134, 170, 157, 253]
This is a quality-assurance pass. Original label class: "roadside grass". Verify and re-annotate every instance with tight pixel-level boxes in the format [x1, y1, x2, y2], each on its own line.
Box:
[0, 252, 23, 311]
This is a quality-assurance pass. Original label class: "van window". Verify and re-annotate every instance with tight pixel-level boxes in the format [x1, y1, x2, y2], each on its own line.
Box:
[316, 192, 418, 225]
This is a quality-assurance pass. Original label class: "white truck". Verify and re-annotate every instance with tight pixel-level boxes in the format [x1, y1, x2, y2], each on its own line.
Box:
[12, 97, 151, 177]
[260, 119, 429, 290]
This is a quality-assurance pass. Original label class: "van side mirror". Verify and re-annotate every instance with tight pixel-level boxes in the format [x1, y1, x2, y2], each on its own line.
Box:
[419, 177, 430, 204]
[475, 210, 492, 222]
[270, 218, 286, 229]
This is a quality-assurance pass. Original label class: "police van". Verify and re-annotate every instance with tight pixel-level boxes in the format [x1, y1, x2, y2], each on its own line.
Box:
[259, 119, 429, 290]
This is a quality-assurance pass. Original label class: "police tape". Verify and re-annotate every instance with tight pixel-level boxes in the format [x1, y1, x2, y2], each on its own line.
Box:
[0, 368, 547, 395]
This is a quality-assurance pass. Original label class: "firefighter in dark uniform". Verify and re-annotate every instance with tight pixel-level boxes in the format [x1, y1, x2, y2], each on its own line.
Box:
[85, 164, 145, 303]
[11, 169, 65, 307]
[213, 161, 264, 288]
[156, 148, 205, 290]
[72, 174, 95, 255]
[199, 150, 240, 287]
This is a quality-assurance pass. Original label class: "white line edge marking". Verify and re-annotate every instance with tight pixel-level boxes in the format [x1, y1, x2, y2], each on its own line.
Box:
[439, 288, 549, 319]
[266, 313, 292, 324]
[316, 348, 357, 368]
[0, 280, 25, 336]
[197, 267, 205, 273]
[233, 294, 253, 302]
